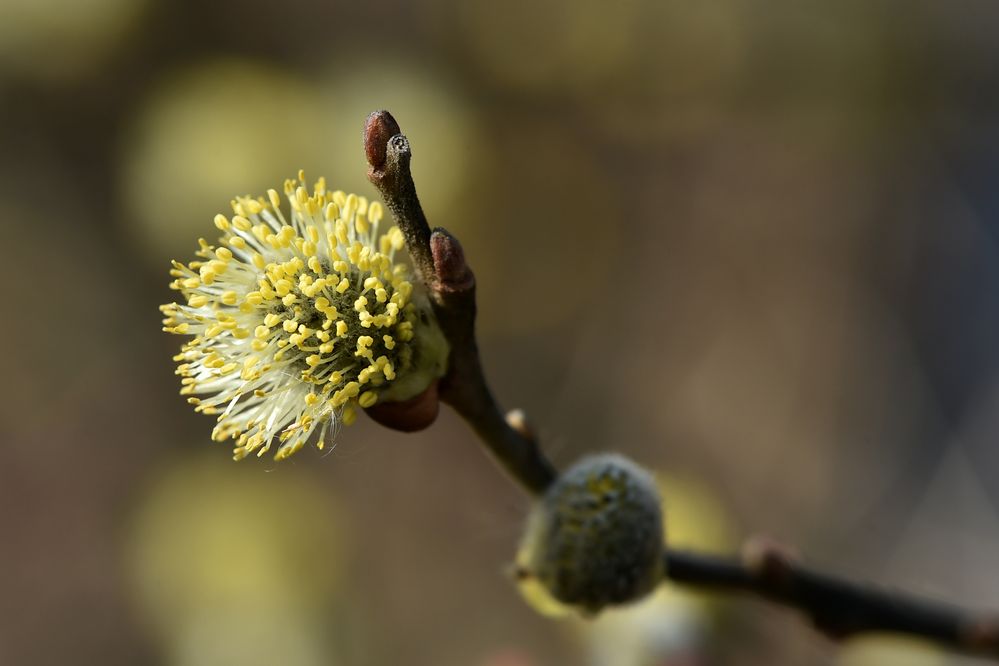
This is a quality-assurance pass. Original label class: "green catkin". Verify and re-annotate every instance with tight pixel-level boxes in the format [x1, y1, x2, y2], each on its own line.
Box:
[516, 453, 665, 616]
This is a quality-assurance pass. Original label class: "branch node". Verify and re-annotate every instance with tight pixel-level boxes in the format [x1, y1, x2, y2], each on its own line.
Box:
[505, 409, 535, 441]
[742, 536, 797, 585]
[964, 618, 999, 649]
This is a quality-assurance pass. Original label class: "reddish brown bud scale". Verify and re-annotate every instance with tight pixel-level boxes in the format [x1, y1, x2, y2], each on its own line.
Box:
[364, 110, 402, 171]
[364, 379, 440, 432]
[431, 228, 474, 291]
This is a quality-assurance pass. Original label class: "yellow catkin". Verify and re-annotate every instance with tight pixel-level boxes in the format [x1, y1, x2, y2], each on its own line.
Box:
[161, 172, 437, 461]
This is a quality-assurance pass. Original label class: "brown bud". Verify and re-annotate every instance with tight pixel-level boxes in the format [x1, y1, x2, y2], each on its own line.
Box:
[364, 110, 402, 171]
[431, 228, 474, 291]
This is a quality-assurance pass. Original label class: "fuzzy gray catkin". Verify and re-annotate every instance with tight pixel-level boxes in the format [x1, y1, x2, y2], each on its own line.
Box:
[516, 453, 664, 616]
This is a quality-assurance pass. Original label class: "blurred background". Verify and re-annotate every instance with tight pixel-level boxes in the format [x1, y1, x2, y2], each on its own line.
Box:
[2, 0, 999, 664]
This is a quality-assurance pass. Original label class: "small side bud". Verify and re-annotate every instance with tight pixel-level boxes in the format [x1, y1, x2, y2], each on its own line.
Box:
[515, 453, 664, 616]
[505, 409, 534, 440]
[430, 227, 474, 292]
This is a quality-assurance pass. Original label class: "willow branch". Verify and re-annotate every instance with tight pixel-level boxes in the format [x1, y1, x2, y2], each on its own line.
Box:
[666, 538, 999, 659]
[364, 110, 557, 496]
[361, 110, 999, 660]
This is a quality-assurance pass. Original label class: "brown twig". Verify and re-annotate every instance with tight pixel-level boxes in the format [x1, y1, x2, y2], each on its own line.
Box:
[666, 539, 999, 659]
[364, 110, 557, 496]
[361, 109, 999, 660]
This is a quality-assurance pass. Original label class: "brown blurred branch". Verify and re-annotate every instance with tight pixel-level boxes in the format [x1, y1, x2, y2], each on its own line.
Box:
[361, 109, 999, 660]
[666, 539, 999, 659]
[364, 110, 556, 496]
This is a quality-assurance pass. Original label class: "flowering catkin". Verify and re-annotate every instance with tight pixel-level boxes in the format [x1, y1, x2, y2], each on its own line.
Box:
[161, 172, 449, 460]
